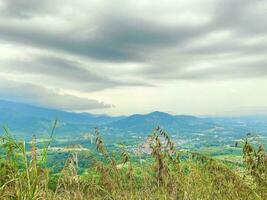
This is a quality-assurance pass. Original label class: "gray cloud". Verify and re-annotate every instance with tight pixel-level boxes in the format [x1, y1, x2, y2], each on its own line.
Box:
[0, 0, 61, 18]
[141, 57, 267, 81]
[0, 16, 207, 62]
[0, 0, 211, 62]
[0, 0, 265, 65]
[212, 0, 267, 35]
[1, 54, 152, 91]
[0, 79, 112, 110]
[0, 0, 266, 112]
[2, 55, 119, 91]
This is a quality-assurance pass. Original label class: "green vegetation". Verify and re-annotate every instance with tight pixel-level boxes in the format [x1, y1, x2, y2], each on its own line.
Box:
[0, 126, 267, 200]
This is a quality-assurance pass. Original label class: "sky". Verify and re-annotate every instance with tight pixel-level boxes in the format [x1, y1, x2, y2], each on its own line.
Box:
[0, 0, 267, 116]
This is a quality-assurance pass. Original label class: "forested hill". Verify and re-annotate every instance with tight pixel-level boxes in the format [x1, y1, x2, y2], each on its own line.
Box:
[0, 99, 267, 140]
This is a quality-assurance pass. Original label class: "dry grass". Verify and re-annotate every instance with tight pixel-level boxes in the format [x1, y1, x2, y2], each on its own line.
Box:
[0, 126, 266, 200]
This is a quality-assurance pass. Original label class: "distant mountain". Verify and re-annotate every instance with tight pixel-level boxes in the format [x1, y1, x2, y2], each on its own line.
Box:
[1, 100, 266, 140]
[108, 111, 215, 134]
[0, 99, 124, 139]
[209, 116, 267, 135]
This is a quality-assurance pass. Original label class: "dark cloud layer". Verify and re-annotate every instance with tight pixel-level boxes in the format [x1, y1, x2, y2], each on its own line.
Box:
[2, 55, 119, 91]
[1, 54, 152, 92]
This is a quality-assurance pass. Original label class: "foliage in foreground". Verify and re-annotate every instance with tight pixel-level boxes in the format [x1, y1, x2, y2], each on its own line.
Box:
[0, 126, 267, 200]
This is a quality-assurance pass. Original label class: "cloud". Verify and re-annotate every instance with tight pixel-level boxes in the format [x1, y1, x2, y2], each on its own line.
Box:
[0, 53, 153, 92]
[0, 0, 265, 71]
[0, 0, 62, 18]
[0, 15, 205, 62]
[139, 52, 267, 81]
[0, 0, 266, 114]
[2, 54, 119, 91]
[0, 0, 211, 62]
[0, 78, 112, 110]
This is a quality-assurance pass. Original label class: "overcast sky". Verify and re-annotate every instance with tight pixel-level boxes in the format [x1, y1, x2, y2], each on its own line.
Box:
[0, 0, 267, 116]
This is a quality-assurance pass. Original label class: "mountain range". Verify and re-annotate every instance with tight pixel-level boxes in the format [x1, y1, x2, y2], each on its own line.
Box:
[0, 99, 267, 140]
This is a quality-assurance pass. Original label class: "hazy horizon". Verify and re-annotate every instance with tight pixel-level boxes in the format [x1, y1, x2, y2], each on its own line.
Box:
[0, 0, 267, 116]
[2, 98, 267, 118]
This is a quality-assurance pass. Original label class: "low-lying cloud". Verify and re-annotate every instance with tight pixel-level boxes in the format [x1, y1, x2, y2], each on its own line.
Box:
[0, 78, 112, 110]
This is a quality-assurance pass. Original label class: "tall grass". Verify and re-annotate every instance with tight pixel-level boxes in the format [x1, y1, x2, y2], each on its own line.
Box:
[0, 125, 266, 199]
